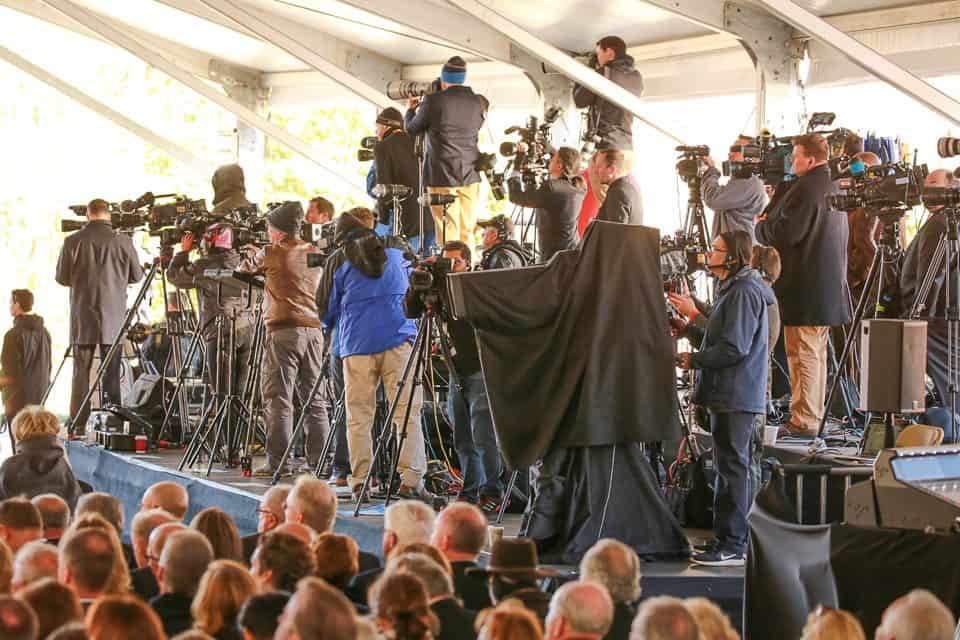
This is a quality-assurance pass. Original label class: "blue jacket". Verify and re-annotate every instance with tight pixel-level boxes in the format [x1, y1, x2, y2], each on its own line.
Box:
[692, 267, 774, 414]
[317, 223, 416, 358]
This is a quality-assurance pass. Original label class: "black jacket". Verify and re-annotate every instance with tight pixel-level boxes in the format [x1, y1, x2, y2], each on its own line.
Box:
[505, 587, 551, 627]
[572, 55, 644, 151]
[597, 176, 643, 225]
[150, 592, 194, 637]
[0, 435, 81, 509]
[901, 210, 957, 319]
[480, 241, 531, 271]
[211, 164, 252, 215]
[55, 220, 144, 344]
[131, 565, 159, 601]
[432, 597, 476, 640]
[605, 601, 637, 640]
[404, 85, 486, 187]
[508, 175, 586, 262]
[374, 129, 432, 238]
[405, 284, 481, 377]
[451, 561, 492, 612]
[1, 314, 51, 421]
[755, 164, 852, 326]
[345, 566, 382, 606]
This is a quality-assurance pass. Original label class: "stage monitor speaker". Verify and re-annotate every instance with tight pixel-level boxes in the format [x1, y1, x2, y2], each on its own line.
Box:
[859, 319, 927, 414]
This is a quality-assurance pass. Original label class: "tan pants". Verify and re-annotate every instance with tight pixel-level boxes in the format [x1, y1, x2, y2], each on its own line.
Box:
[587, 150, 634, 206]
[343, 343, 426, 491]
[428, 183, 481, 245]
[784, 326, 829, 433]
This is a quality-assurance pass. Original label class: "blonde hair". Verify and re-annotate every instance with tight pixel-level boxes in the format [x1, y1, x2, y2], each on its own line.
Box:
[685, 597, 740, 640]
[190, 507, 242, 562]
[192, 560, 258, 636]
[86, 595, 165, 640]
[476, 601, 543, 640]
[60, 513, 131, 594]
[801, 606, 866, 640]
[12, 405, 60, 442]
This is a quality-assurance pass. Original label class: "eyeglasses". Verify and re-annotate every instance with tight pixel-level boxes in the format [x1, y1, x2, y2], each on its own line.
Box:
[256, 508, 277, 519]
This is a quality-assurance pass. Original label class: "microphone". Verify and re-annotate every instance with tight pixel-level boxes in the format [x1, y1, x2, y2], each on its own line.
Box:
[419, 193, 456, 207]
[121, 192, 155, 212]
[372, 184, 412, 198]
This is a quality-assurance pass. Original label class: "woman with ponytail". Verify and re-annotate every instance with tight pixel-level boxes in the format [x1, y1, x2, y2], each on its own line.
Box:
[370, 571, 440, 640]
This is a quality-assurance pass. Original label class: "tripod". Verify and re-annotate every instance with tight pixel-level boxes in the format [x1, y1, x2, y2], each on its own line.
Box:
[682, 175, 711, 256]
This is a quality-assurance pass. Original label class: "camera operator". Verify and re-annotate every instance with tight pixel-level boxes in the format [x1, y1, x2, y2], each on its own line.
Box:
[594, 149, 643, 225]
[477, 215, 532, 271]
[573, 36, 643, 154]
[403, 241, 503, 507]
[900, 169, 960, 426]
[507, 147, 587, 262]
[236, 202, 329, 477]
[317, 208, 435, 504]
[306, 196, 335, 225]
[404, 56, 486, 245]
[755, 133, 851, 437]
[374, 107, 436, 252]
[211, 163, 250, 215]
[676, 230, 773, 567]
[702, 136, 767, 242]
[56, 198, 144, 431]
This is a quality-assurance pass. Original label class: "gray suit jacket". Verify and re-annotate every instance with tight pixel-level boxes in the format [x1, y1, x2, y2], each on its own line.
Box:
[56, 220, 143, 344]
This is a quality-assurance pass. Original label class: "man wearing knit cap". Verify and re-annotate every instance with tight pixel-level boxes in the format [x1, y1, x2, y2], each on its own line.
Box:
[373, 106, 435, 252]
[404, 55, 487, 245]
[237, 202, 330, 476]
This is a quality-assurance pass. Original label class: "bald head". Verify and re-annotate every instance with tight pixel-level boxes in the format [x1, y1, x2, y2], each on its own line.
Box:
[258, 486, 290, 534]
[274, 522, 314, 545]
[141, 482, 189, 520]
[546, 581, 614, 640]
[630, 596, 699, 640]
[876, 589, 954, 640]
[31, 494, 70, 540]
[854, 151, 882, 167]
[580, 539, 641, 604]
[432, 502, 487, 562]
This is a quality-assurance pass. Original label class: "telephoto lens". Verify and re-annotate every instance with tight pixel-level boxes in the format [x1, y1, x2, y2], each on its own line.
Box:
[937, 137, 960, 159]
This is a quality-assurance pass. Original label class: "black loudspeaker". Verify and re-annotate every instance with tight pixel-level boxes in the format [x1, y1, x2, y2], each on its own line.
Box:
[859, 319, 927, 413]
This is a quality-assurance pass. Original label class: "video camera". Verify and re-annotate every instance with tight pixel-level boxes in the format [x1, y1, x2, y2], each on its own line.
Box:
[482, 107, 564, 200]
[357, 136, 378, 162]
[301, 220, 337, 252]
[675, 145, 710, 184]
[61, 193, 208, 239]
[660, 231, 708, 285]
[828, 161, 929, 214]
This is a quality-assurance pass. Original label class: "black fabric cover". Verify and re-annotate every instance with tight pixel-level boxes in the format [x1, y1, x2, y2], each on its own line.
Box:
[447, 221, 675, 469]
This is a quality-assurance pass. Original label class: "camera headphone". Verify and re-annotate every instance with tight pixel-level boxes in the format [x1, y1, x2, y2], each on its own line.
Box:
[706, 248, 738, 271]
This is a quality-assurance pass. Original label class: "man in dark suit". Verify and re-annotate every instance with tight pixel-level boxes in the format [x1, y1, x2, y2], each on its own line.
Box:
[594, 149, 642, 225]
[431, 502, 491, 611]
[56, 198, 144, 431]
[150, 530, 212, 636]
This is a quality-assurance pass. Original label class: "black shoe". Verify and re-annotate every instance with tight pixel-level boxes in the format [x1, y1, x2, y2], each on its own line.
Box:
[693, 538, 719, 553]
[690, 549, 745, 567]
[397, 484, 447, 510]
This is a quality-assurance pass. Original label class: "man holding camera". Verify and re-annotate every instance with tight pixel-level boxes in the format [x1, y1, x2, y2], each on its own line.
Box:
[507, 147, 587, 262]
[374, 107, 435, 252]
[404, 56, 486, 245]
[702, 137, 767, 242]
[237, 202, 329, 476]
[56, 198, 144, 431]
[477, 215, 531, 271]
[573, 36, 643, 154]
[755, 134, 851, 437]
[594, 149, 642, 225]
[317, 208, 432, 503]
[306, 196, 335, 225]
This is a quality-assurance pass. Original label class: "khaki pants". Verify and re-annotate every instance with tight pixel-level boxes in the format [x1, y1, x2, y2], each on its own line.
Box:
[784, 326, 829, 433]
[343, 343, 426, 491]
[428, 183, 481, 245]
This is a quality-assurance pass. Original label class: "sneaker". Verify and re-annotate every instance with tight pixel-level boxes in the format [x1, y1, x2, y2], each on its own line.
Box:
[690, 549, 745, 567]
[693, 538, 719, 553]
[478, 494, 504, 515]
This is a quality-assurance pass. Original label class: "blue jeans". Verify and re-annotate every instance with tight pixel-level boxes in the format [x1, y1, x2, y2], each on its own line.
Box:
[448, 371, 502, 498]
[710, 410, 755, 554]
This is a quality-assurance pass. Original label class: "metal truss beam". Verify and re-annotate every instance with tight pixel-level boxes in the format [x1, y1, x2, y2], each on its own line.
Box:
[444, 0, 686, 144]
[39, 0, 367, 194]
[0, 44, 211, 175]
[633, 0, 728, 32]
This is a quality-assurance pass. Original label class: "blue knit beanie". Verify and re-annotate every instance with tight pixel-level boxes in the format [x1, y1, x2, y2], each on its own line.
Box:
[441, 56, 467, 85]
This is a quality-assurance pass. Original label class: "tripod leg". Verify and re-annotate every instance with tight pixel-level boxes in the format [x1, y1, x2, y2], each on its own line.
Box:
[314, 388, 346, 479]
[496, 469, 520, 525]
[382, 332, 428, 509]
[42, 345, 71, 406]
[271, 370, 326, 485]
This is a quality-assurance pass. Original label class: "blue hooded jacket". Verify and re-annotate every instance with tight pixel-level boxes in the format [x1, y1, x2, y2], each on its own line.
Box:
[691, 267, 774, 414]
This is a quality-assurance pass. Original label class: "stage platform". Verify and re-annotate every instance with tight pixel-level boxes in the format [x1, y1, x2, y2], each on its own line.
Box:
[64, 441, 745, 628]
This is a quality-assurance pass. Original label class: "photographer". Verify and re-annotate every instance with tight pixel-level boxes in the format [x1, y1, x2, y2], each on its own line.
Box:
[594, 149, 643, 225]
[755, 133, 851, 437]
[403, 241, 502, 507]
[56, 198, 144, 431]
[211, 163, 250, 215]
[702, 137, 767, 241]
[573, 35, 644, 153]
[404, 56, 486, 245]
[317, 208, 434, 504]
[676, 230, 773, 567]
[236, 202, 329, 477]
[507, 147, 587, 262]
[374, 107, 435, 252]
[306, 196, 335, 225]
[477, 215, 531, 271]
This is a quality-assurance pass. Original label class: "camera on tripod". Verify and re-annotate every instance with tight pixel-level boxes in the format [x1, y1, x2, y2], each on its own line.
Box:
[386, 78, 442, 101]
[357, 136, 379, 162]
[660, 231, 708, 284]
[408, 254, 453, 308]
[675, 145, 710, 183]
[829, 162, 929, 214]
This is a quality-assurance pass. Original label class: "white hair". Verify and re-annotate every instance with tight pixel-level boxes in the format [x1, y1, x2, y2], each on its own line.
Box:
[580, 538, 641, 603]
[12, 541, 59, 588]
[547, 581, 613, 636]
[384, 500, 435, 546]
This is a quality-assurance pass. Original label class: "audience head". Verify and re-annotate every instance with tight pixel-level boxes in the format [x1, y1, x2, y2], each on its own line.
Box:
[61, 513, 130, 595]
[0, 498, 44, 552]
[432, 502, 487, 562]
[579, 539, 641, 605]
[30, 495, 70, 542]
[393, 542, 452, 575]
[477, 602, 544, 640]
[284, 476, 336, 535]
[545, 581, 614, 640]
[12, 540, 58, 590]
[131, 509, 175, 569]
[86, 594, 165, 640]
[370, 571, 439, 640]
[190, 507, 242, 562]
[0, 539, 12, 594]
[684, 597, 739, 640]
[594, 149, 628, 184]
[388, 553, 454, 601]
[11, 406, 60, 443]
[140, 481, 189, 521]
[484, 538, 554, 602]
[750, 245, 782, 285]
[257, 486, 290, 535]
[0, 595, 37, 640]
[630, 596, 699, 640]
[75, 494, 123, 536]
[192, 559, 257, 638]
[875, 589, 955, 640]
[251, 531, 315, 593]
[19, 577, 83, 639]
[799, 605, 863, 640]
[158, 530, 213, 597]
[311, 533, 359, 590]
[383, 500, 435, 558]
[58, 527, 116, 599]
[277, 577, 357, 640]
[273, 522, 314, 546]
[146, 521, 186, 584]
[239, 591, 290, 640]
[47, 623, 87, 640]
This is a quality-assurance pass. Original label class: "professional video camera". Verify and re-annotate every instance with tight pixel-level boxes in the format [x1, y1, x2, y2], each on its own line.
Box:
[675, 145, 710, 184]
[660, 231, 708, 285]
[483, 107, 564, 200]
[828, 161, 929, 214]
[61, 193, 208, 237]
[386, 79, 441, 101]
[357, 136, 379, 162]
[924, 186, 960, 209]
[938, 137, 960, 159]
[475, 152, 505, 200]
